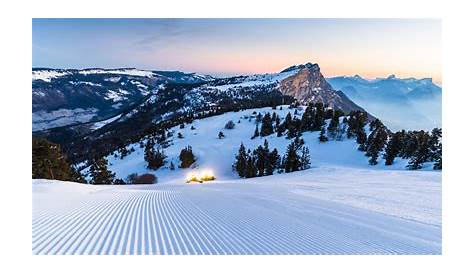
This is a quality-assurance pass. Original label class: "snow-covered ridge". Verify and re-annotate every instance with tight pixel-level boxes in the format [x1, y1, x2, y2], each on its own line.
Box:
[78, 68, 155, 77]
[32, 68, 215, 83]
[32, 69, 71, 82]
[32, 68, 155, 81]
[199, 69, 300, 92]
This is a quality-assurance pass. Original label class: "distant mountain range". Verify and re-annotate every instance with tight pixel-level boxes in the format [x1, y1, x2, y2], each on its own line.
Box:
[327, 74, 441, 130]
[32, 68, 213, 131]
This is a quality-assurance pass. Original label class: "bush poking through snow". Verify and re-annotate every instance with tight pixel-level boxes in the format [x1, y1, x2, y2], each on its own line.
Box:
[224, 120, 235, 129]
[126, 173, 157, 184]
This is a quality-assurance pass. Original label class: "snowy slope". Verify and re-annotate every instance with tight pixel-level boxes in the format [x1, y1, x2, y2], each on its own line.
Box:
[33, 106, 441, 255]
[105, 105, 431, 183]
[32, 169, 440, 255]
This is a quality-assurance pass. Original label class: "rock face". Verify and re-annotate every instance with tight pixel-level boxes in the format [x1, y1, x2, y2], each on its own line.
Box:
[279, 63, 367, 113]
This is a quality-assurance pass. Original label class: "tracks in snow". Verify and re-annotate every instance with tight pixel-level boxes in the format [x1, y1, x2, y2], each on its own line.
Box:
[32, 183, 441, 255]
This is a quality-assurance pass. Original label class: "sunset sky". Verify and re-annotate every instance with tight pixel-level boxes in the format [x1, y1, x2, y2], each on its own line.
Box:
[33, 18, 441, 83]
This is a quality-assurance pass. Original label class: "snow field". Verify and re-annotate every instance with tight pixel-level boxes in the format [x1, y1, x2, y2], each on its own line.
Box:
[33, 176, 440, 255]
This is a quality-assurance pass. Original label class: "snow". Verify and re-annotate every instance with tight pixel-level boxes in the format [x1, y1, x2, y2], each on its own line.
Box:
[90, 114, 122, 130]
[79, 69, 154, 77]
[33, 169, 440, 254]
[204, 70, 299, 92]
[33, 106, 441, 254]
[106, 106, 432, 181]
[105, 89, 130, 102]
[68, 81, 102, 87]
[32, 70, 71, 82]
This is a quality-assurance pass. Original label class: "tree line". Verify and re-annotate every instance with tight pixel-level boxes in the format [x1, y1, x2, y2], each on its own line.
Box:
[233, 136, 311, 179]
[244, 102, 442, 170]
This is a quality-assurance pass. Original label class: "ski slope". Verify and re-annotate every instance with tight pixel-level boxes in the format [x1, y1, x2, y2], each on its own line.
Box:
[33, 106, 441, 255]
[33, 169, 441, 255]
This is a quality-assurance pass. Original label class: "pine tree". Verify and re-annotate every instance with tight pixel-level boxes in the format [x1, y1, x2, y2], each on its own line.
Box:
[301, 104, 316, 131]
[89, 157, 116, 185]
[286, 117, 301, 139]
[245, 155, 257, 178]
[234, 143, 248, 177]
[283, 112, 292, 130]
[357, 131, 367, 151]
[169, 161, 175, 170]
[144, 138, 167, 170]
[32, 138, 84, 182]
[365, 126, 388, 165]
[300, 146, 311, 170]
[347, 111, 368, 139]
[260, 113, 274, 136]
[179, 145, 196, 168]
[276, 115, 285, 137]
[430, 128, 442, 170]
[314, 102, 325, 130]
[433, 143, 442, 170]
[255, 145, 267, 177]
[407, 131, 430, 170]
[319, 126, 328, 143]
[283, 141, 298, 172]
[327, 112, 340, 140]
[266, 148, 280, 176]
[282, 136, 308, 173]
[251, 125, 260, 139]
[384, 131, 404, 165]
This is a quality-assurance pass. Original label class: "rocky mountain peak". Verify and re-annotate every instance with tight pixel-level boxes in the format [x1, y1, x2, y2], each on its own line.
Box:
[279, 64, 368, 114]
[280, 62, 319, 73]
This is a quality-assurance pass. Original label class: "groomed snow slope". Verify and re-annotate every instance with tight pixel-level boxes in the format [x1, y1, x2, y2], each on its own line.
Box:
[33, 106, 441, 255]
[33, 170, 440, 255]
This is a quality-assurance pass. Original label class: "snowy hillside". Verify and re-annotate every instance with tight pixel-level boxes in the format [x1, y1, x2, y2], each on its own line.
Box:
[33, 105, 441, 254]
[103, 105, 430, 182]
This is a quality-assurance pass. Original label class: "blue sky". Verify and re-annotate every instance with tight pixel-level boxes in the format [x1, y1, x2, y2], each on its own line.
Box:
[33, 18, 441, 82]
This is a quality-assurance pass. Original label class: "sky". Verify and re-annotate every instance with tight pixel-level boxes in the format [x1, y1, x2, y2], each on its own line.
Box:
[32, 18, 441, 83]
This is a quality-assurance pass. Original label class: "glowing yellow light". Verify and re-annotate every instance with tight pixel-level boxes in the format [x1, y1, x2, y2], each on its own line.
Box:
[186, 169, 216, 183]
[186, 172, 198, 182]
[201, 169, 214, 178]
[200, 169, 216, 181]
